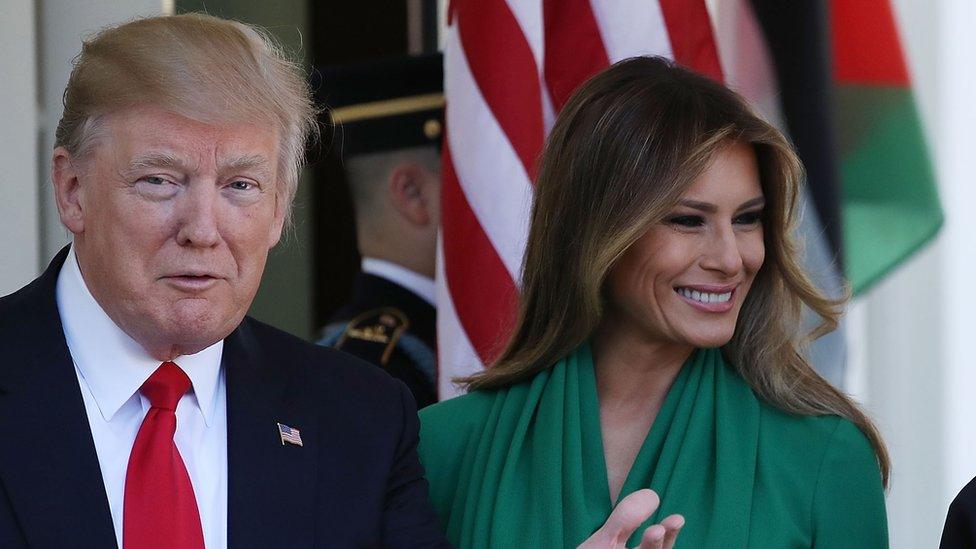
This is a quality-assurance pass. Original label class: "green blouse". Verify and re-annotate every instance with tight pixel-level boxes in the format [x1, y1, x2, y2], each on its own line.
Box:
[418, 344, 887, 548]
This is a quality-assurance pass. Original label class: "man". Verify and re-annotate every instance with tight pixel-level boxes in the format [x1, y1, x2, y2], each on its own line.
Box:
[317, 55, 442, 408]
[941, 477, 976, 548]
[0, 14, 447, 548]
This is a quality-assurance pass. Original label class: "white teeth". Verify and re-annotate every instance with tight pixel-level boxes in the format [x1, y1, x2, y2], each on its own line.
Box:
[677, 287, 732, 304]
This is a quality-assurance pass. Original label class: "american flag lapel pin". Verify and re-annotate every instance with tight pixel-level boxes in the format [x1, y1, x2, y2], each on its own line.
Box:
[277, 422, 303, 447]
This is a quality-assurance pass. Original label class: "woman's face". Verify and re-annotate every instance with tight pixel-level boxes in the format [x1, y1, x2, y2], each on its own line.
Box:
[604, 141, 765, 349]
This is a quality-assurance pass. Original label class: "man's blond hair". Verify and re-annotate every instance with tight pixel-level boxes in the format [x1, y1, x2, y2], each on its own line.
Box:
[55, 13, 318, 224]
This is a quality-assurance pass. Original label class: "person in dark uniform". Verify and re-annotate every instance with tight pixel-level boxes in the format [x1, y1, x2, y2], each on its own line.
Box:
[316, 55, 442, 408]
[941, 477, 976, 548]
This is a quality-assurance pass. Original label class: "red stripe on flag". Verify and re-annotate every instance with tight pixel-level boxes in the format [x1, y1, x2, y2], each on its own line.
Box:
[456, 0, 545, 181]
[441, 143, 519, 365]
[829, 0, 910, 86]
[658, 0, 724, 82]
[543, 0, 611, 112]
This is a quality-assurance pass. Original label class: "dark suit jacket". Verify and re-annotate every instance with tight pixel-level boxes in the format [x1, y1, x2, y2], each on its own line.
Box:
[0, 247, 449, 548]
[942, 476, 976, 549]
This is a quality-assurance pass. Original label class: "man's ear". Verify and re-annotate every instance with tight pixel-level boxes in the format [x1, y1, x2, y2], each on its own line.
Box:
[388, 163, 433, 227]
[268, 191, 287, 249]
[52, 147, 86, 235]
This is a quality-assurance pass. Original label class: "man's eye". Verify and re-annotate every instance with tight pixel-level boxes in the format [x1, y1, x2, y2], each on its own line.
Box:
[228, 180, 255, 191]
[666, 215, 704, 228]
[134, 176, 178, 199]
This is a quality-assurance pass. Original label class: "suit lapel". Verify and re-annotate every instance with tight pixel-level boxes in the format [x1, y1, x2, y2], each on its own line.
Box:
[0, 247, 117, 548]
[225, 320, 318, 548]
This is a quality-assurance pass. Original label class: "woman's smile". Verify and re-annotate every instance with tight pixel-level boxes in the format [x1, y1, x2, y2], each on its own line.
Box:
[674, 284, 736, 313]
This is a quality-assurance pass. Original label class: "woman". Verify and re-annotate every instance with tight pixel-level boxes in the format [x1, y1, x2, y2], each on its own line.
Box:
[419, 57, 888, 548]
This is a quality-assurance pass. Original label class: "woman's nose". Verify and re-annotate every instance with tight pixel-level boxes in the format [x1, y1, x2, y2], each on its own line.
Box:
[699, 225, 743, 276]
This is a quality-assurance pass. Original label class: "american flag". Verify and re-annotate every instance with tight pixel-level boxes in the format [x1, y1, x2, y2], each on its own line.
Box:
[436, 0, 723, 398]
[277, 422, 303, 447]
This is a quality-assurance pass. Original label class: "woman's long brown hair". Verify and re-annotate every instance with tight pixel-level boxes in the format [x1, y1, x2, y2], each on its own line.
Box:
[460, 56, 889, 486]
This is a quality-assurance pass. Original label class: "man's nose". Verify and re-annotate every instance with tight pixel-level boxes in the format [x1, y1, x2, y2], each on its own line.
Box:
[699, 224, 743, 276]
[175, 184, 221, 248]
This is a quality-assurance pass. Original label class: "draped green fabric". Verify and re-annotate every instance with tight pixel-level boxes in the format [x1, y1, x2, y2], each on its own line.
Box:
[419, 344, 887, 548]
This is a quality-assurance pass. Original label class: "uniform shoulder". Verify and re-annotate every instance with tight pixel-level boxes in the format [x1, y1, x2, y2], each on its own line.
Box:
[321, 307, 410, 365]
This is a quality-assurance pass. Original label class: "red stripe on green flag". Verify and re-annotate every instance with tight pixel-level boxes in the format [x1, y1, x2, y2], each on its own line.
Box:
[830, 0, 943, 294]
[831, 0, 909, 86]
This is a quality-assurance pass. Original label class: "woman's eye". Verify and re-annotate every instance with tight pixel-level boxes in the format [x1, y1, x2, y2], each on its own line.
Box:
[734, 210, 763, 225]
[667, 215, 704, 228]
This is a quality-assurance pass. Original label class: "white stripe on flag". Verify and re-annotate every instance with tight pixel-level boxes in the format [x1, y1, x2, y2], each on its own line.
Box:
[444, 26, 535, 281]
[589, 0, 673, 62]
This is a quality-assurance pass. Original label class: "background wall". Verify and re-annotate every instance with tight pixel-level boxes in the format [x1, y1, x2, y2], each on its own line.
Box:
[36, 0, 167, 263]
[0, 0, 39, 293]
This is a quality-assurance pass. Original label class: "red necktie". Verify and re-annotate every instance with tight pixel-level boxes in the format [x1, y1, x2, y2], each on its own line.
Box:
[123, 361, 205, 549]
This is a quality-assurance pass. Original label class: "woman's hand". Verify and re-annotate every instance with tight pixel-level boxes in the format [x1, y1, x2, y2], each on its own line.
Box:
[578, 489, 684, 549]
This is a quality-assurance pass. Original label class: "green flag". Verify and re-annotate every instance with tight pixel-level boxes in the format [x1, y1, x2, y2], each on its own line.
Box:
[831, 0, 943, 294]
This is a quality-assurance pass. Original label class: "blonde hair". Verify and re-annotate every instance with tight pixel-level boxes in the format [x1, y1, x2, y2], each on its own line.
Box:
[55, 13, 318, 224]
[463, 56, 889, 485]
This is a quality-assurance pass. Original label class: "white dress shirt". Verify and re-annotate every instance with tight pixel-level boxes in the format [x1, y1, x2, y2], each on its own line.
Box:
[361, 257, 436, 306]
[56, 248, 228, 549]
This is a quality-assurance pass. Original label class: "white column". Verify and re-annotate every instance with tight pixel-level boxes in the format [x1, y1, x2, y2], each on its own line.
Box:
[853, 244, 947, 549]
[37, 0, 168, 260]
[938, 0, 976, 517]
[0, 0, 40, 295]
[852, 0, 976, 546]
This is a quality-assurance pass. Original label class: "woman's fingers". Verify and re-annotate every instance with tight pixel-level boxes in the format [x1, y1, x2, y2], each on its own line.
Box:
[638, 524, 666, 549]
[637, 514, 684, 549]
[660, 514, 684, 549]
[575, 490, 685, 549]
[610, 489, 660, 538]
[577, 489, 660, 548]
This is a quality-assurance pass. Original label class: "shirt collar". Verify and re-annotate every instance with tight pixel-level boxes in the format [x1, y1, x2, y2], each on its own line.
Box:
[56, 246, 224, 426]
[360, 257, 436, 306]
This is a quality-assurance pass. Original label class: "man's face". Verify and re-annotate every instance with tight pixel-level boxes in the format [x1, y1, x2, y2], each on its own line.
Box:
[56, 105, 285, 360]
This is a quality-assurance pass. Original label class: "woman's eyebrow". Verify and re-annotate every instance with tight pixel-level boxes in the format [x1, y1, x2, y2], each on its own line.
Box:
[737, 196, 766, 210]
[675, 196, 765, 213]
[676, 199, 717, 213]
